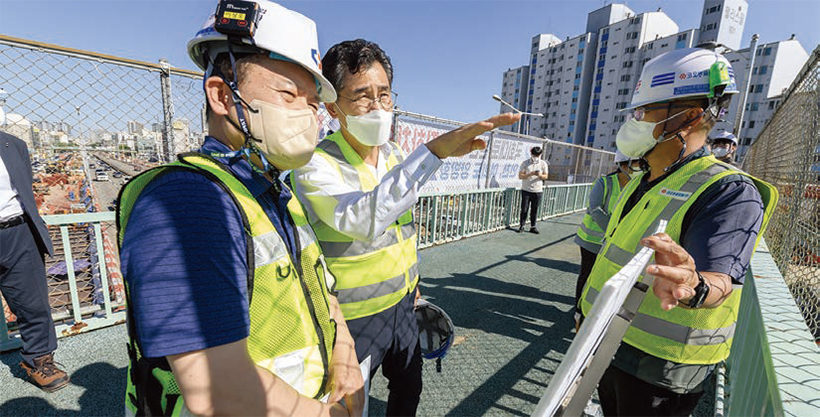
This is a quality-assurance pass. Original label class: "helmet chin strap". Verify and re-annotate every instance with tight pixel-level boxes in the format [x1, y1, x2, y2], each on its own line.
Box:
[662, 133, 688, 173]
[205, 44, 281, 186]
[654, 103, 706, 173]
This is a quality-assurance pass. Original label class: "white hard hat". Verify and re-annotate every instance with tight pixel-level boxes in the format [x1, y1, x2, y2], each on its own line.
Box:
[187, 0, 336, 102]
[711, 131, 738, 145]
[614, 150, 630, 164]
[415, 299, 454, 372]
[628, 48, 739, 110]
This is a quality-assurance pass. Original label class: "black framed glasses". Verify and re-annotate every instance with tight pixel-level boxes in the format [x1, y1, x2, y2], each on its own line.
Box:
[339, 91, 397, 112]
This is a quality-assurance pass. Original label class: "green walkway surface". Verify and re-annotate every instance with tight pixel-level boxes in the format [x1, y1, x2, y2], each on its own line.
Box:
[0, 212, 712, 416]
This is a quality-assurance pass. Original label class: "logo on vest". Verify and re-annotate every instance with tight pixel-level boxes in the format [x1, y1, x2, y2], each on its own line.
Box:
[659, 187, 692, 201]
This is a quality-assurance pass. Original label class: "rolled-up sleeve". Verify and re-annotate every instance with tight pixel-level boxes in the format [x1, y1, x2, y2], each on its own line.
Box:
[292, 144, 442, 241]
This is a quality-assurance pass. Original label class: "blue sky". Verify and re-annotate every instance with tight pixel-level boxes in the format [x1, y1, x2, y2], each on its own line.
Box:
[1, 0, 818, 123]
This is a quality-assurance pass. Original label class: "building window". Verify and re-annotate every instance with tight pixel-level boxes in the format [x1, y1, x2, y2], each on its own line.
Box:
[620, 74, 631, 82]
[677, 33, 687, 41]
[623, 61, 633, 68]
[748, 121, 756, 129]
[751, 102, 759, 111]
[759, 65, 768, 75]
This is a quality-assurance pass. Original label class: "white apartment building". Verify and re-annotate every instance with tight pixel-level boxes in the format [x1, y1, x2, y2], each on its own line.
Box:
[584, 10, 681, 152]
[499, 0, 808, 165]
[699, 0, 747, 50]
[499, 65, 529, 134]
[717, 37, 809, 160]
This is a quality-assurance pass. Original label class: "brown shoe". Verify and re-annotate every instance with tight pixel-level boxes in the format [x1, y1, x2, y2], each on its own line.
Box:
[20, 353, 70, 392]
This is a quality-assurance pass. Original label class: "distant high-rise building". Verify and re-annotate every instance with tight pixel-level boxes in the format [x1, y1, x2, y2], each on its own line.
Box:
[698, 0, 748, 50]
[127, 120, 144, 136]
[498, 65, 529, 134]
[498, 0, 806, 164]
[717, 37, 809, 160]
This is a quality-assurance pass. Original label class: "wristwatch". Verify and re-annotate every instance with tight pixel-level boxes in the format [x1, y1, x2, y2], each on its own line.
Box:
[686, 271, 710, 308]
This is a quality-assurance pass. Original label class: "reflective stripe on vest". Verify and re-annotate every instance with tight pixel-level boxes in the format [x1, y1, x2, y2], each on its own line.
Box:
[119, 153, 337, 415]
[307, 132, 419, 320]
[580, 155, 778, 365]
[576, 174, 621, 247]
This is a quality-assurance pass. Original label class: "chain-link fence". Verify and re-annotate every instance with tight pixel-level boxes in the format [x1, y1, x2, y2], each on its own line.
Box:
[0, 35, 204, 163]
[743, 45, 820, 343]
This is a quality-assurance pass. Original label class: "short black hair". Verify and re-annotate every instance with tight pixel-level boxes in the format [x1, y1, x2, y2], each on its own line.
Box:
[530, 146, 543, 156]
[322, 39, 393, 92]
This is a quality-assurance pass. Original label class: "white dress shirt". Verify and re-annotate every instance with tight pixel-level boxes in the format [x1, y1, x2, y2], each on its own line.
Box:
[0, 155, 25, 221]
[293, 142, 442, 241]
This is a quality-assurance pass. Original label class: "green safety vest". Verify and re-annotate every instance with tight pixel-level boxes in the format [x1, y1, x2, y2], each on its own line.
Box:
[580, 155, 777, 365]
[575, 173, 622, 252]
[297, 132, 419, 320]
[118, 153, 337, 416]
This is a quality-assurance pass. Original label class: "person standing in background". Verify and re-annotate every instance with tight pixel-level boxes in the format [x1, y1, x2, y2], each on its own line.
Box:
[517, 146, 549, 234]
[573, 150, 642, 328]
[1, 131, 69, 392]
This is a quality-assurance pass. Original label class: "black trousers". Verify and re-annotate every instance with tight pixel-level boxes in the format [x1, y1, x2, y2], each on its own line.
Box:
[346, 291, 423, 417]
[519, 191, 542, 228]
[575, 247, 598, 312]
[0, 220, 57, 366]
[598, 365, 705, 416]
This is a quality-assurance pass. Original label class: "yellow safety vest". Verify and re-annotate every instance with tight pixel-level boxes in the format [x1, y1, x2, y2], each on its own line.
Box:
[118, 153, 337, 416]
[575, 173, 621, 252]
[298, 132, 419, 320]
[580, 155, 777, 365]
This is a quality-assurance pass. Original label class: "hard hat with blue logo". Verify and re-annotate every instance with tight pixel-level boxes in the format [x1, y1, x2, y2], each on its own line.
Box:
[187, 0, 336, 102]
[627, 47, 739, 111]
[415, 299, 455, 372]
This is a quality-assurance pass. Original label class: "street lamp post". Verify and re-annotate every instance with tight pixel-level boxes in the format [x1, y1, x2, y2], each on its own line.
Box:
[733, 34, 760, 146]
[492, 95, 544, 136]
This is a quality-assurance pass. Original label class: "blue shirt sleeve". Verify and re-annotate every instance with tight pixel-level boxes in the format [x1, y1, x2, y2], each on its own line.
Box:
[681, 176, 765, 285]
[120, 169, 250, 358]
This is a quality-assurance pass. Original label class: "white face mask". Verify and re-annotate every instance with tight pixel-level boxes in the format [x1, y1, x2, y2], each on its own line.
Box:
[712, 147, 731, 158]
[342, 108, 393, 146]
[615, 108, 692, 158]
[615, 118, 663, 158]
[247, 99, 319, 171]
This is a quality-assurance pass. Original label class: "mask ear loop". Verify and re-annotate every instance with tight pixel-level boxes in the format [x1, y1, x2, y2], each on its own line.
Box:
[653, 102, 706, 172]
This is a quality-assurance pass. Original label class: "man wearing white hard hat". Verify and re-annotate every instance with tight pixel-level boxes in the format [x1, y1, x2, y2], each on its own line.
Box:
[291, 39, 519, 415]
[118, 1, 364, 415]
[709, 131, 739, 165]
[578, 47, 778, 415]
[573, 150, 641, 328]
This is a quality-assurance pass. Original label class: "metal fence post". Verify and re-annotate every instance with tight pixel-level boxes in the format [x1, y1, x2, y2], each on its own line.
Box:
[504, 188, 514, 227]
[159, 59, 174, 162]
[201, 103, 208, 138]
